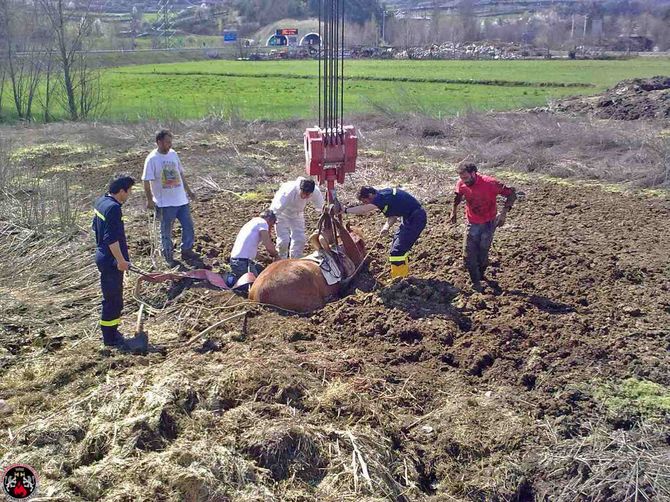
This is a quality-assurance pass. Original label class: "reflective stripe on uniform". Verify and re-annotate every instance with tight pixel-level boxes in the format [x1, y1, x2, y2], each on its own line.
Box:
[94, 209, 106, 221]
[382, 188, 398, 215]
[389, 253, 409, 262]
[100, 318, 120, 327]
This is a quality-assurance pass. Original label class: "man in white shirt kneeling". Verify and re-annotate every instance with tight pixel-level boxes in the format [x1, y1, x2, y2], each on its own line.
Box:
[230, 210, 279, 281]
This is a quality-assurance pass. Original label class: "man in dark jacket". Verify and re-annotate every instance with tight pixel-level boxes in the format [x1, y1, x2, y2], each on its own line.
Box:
[342, 186, 427, 277]
[92, 175, 147, 353]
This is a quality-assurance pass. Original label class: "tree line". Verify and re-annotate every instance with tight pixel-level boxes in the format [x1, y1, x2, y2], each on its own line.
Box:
[233, 0, 383, 28]
[379, 5, 670, 51]
[231, 0, 670, 51]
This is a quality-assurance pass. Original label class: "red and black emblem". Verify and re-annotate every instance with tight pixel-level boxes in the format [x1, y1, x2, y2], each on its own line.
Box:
[2, 464, 38, 501]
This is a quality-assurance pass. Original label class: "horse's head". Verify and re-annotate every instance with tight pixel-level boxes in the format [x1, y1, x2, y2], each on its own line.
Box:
[335, 220, 366, 266]
[310, 215, 367, 266]
[345, 222, 367, 257]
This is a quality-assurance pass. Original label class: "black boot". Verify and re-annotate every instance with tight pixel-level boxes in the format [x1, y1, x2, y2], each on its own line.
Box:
[102, 326, 125, 346]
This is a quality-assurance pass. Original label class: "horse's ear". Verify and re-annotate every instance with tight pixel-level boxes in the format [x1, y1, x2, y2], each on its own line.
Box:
[348, 224, 363, 237]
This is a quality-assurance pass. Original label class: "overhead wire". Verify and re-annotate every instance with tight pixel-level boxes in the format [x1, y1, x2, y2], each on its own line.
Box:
[341, 0, 346, 141]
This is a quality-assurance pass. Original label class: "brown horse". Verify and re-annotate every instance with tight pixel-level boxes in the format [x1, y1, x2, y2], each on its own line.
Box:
[249, 218, 366, 313]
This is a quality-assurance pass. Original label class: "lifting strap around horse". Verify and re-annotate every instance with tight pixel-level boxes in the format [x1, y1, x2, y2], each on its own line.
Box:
[314, 207, 365, 286]
[316, 209, 346, 275]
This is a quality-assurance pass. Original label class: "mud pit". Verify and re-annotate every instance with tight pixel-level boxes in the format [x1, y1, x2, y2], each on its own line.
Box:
[0, 117, 669, 500]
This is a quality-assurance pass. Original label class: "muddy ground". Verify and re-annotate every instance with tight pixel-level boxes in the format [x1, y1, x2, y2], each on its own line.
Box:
[0, 114, 669, 501]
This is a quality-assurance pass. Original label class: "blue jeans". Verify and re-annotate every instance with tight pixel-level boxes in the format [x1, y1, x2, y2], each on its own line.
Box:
[229, 258, 259, 280]
[156, 204, 195, 261]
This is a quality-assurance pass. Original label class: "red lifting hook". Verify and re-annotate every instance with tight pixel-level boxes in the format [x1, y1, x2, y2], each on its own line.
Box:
[304, 126, 358, 204]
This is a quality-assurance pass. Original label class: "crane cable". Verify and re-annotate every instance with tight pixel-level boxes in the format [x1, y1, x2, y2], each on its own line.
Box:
[319, 0, 346, 145]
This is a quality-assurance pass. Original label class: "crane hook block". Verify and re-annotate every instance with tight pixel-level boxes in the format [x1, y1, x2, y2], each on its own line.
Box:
[304, 125, 358, 187]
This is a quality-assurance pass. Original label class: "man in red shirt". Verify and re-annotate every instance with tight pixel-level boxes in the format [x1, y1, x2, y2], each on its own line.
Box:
[449, 162, 516, 291]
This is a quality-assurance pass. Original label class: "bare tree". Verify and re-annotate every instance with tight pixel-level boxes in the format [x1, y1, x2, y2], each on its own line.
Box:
[0, 3, 5, 119]
[456, 0, 479, 43]
[0, 0, 44, 120]
[72, 52, 105, 119]
[384, 16, 429, 49]
[39, 0, 102, 120]
[536, 11, 570, 51]
[38, 44, 57, 122]
[428, 0, 441, 45]
[648, 17, 670, 50]
[0, 62, 7, 116]
[0, 55, 6, 119]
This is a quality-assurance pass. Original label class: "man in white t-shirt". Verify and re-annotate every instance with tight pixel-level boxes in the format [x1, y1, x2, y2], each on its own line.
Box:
[269, 177, 324, 259]
[230, 210, 279, 280]
[142, 129, 198, 267]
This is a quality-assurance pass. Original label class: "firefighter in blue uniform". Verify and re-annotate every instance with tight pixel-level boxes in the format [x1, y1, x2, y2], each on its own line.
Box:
[92, 175, 147, 352]
[342, 186, 427, 277]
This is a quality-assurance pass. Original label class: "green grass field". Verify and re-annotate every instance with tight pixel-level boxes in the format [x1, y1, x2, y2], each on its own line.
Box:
[2, 58, 669, 122]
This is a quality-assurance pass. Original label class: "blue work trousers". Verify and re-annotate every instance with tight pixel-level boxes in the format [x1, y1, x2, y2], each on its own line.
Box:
[230, 258, 260, 281]
[97, 262, 124, 342]
[390, 207, 427, 257]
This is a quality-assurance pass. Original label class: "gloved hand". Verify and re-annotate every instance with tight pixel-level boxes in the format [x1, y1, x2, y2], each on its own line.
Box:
[379, 224, 389, 237]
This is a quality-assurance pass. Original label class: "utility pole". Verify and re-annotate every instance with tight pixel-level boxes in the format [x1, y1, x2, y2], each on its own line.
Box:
[583, 14, 588, 41]
[378, 3, 387, 46]
[157, 0, 174, 49]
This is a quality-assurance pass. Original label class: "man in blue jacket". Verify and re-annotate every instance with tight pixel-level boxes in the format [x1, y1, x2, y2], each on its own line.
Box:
[342, 186, 427, 277]
[92, 175, 147, 353]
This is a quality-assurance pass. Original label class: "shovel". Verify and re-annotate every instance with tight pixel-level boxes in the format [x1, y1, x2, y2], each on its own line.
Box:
[126, 265, 151, 354]
[122, 303, 149, 355]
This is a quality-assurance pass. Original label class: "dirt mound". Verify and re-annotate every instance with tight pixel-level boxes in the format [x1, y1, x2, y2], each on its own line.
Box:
[551, 76, 670, 120]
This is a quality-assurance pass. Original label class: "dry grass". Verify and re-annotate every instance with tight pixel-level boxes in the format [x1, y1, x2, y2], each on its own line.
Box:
[369, 109, 670, 189]
[309, 379, 375, 421]
[1, 344, 409, 500]
[401, 393, 534, 499]
[537, 418, 670, 501]
[69, 437, 269, 501]
[455, 112, 670, 188]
